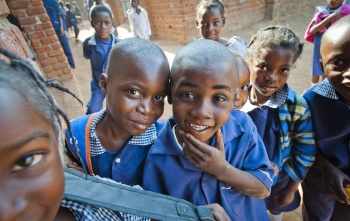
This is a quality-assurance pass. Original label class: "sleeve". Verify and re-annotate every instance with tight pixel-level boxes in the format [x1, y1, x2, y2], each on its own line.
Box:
[144, 10, 151, 36]
[283, 97, 316, 183]
[128, 12, 136, 37]
[83, 38, 91, 59]
[241, 118, 274, 190]
[304, 10, 323, 43]
[53, 0, 62, 16]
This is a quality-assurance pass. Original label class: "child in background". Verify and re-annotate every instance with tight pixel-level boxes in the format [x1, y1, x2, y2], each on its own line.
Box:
[127, 0, 152, 40]
[84, 5, 119, 114]
[302, 15, 350, 220]
[232, 51, 250, 110]
[72, 1, 83, 26]
[196, 0, 247, 56]
[65, 2, 80, 41]
[66, 37, 170, 187]
[143, 39, 274, 221]
[242, 25, 316, 221]
[305, 0, 350, 86]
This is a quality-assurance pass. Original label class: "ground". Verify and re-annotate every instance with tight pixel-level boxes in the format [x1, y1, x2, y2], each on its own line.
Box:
[53, 2, 321, 220]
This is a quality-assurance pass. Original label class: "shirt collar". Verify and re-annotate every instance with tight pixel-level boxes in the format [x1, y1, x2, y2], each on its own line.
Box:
[313, 78, 338, 100]
[87, 34, 117, 46]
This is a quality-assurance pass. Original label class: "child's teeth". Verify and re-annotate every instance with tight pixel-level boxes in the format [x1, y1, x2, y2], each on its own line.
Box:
[190, 124, 208, 131]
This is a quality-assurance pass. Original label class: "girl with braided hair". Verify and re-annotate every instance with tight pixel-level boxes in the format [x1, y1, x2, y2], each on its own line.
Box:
[241, 25, 316, 221]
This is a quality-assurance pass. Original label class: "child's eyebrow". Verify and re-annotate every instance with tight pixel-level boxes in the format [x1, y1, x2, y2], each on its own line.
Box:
[212, 84, 231, 92]
[2, 131, 50, 153]
[178, 81, 199, 88]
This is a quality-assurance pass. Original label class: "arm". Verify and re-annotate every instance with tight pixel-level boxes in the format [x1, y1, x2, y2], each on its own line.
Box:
[128, 13, 136, 37]
[316, 152, 350, 205]
[309, 11, 341, 34]
[181, 129, 270, 198]
[273, 179, 300, 207]
[144, 10, 151, 36]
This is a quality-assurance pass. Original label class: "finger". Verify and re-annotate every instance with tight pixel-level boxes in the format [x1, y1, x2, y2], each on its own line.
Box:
[215, 129, 224, 152]
[182, 131, 212, 156]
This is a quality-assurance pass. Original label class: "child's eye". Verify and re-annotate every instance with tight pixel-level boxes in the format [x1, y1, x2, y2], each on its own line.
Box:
[280, 68, 290, 74]
[241, 84, 249, 91]
[213, 95, 227, 102]
[154, 95, 165, 102]
[330, 59, 346, 69]
[181, 91, 195, 99]
[213, 21, 220, 26]
[129, 89, 141, 98]
[12, 154, 44, 172]
[258, 64, 268, 71]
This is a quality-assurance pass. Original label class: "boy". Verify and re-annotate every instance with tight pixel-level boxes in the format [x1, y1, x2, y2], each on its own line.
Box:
[84, 5, 118, 114]
[302, 15, 350, 220]
[127, 0, 151, 40]
[65, 37, 170, 187]
[143, 39, 274, 221]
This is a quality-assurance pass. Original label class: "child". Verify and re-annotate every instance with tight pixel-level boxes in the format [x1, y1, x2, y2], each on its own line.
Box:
[89, 0, 118, 36]
[66, 37, 170, 187]
[83, 5, 119, 114]
[72, 1, 83, 26]
[232, 51, 250, 110]
[302, 15, 350, 220]
[305, 0, 350, 86]
[43, 0, 75, 68]
[242, 25, 316, 221]
[65, 2, 80, 41]
[127, 0, 152, 40]
[196, 0, 247, 56]
[143, 39, 274, 221]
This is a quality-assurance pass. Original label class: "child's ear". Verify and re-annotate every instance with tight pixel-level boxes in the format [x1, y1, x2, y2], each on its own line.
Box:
[222, 17, 225, 27]
[319, 58, 324, 73]
[99, 73, 108, 95]
[195, 19, 200, 29]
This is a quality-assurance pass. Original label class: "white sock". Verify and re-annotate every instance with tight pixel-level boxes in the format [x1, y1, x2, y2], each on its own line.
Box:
[268, 212, 283, 221]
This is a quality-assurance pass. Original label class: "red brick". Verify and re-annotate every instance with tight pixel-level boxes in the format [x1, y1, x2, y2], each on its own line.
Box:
[28, 31, 46, 40]
[13, 10, 26, 18]
[48, 49, 64, 57]
[45, 29, 56, 37]
[30, 39, 41, 47]
[40, 14, 51, 23]
[63, 67, 71, 74]
[9, 1, 30, 10]
[53, 62, 69, 70]
[41, 36, 59, 45]
[26, 7, 46, 16]
[37, 53, 47, 61]
[52, 43, 62, 50]
[19, 17, 36, 25]
[34, 45, 51, 54]
[31, 0, 44, 7]
[43, 66, 54, 73]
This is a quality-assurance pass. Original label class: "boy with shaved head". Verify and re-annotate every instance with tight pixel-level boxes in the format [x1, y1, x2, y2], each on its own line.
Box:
[302, 15, 350, 221]
[143, 39, 274, 221]
[65, 38, 169, 186]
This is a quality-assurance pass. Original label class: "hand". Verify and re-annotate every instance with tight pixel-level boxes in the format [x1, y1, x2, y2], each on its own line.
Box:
[60, 27, 65, 36]
[321, 164, 350, 205]
[180, 129, 227, 179]
[274, 186, 296, 207]
[327, 11, 341, 22]
[66, 162, 87, 174]
[205, 203, 230, 221]
[270, 161, 279, 177]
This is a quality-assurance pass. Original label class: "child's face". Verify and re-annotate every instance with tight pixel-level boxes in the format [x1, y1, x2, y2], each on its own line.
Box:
[326, 0, 343, 9]
[196, 7, 225, 42]
[102, 56, 169, 137]
[233, 59, 250, 110]
[91, 12, 113, 40]
[130, 0, 139, 9]
[171, 63, 236, 144]
[321, 25, 350, 105]
[249, 47, 295, 99]
[0, 90, 64, 220]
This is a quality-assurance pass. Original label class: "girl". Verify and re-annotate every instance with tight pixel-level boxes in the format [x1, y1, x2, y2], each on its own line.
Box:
[232, 51, 250, 110]
[195, 0, 248, 56]
[242, 25, 316, 221]
[84, 5, 119, 115]
[305, 0, 350, 86]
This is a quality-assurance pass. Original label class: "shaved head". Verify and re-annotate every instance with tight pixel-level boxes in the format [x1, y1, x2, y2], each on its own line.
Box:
[106, 38, 169, 79]
[171, 39, 238, 85]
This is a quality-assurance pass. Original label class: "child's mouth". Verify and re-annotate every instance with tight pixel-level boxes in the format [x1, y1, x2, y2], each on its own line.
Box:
[190, 123, 209, 131]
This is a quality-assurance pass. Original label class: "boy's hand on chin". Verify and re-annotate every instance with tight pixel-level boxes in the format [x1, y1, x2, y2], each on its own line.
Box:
[66, 162, 88, 174]
[180, 129, 227, 178]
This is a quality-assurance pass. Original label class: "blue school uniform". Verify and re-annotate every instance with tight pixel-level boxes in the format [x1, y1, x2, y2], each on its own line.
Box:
[83, 34, 119, 114]
[43, 0, 75, 68]
[65, 109, 165, 186]
[242, 84, 316, 212]
[143, 112, 274, 221]
[302, 79, 350, 220]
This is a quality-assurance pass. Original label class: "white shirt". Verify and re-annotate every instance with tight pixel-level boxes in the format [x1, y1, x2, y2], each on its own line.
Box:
[127, 6, 151, 40]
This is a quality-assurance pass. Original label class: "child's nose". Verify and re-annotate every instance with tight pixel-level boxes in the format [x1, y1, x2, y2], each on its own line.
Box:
[265, 71, 278, 82]
[191, 99, 213, 119]
[137, 98, 154, 115]
[0, 191, 26, 220]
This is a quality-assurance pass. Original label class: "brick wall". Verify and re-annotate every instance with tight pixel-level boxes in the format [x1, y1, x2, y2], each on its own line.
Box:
[7, 0, 72, 81]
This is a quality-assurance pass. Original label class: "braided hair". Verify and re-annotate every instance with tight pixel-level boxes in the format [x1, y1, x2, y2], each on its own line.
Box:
[247, 25, 304, 63]
[0, 48, 86, 172]
[196, 0, 225, 21]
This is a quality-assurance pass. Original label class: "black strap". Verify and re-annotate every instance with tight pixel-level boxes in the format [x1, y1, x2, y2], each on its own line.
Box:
[63, 168, 215, 221]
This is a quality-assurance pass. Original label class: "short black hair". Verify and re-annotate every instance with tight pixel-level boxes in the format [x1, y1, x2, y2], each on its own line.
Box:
[90, 5, 112, 21]
[196, 0, 225, 21]
[321, 14, 350, 50]
[247, 25, 304, 63]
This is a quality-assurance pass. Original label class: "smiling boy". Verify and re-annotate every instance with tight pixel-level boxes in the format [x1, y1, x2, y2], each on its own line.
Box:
[143, 39, 274, 221]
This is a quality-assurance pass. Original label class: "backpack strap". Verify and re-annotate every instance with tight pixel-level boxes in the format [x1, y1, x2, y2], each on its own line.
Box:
[63, 168, 215, 221]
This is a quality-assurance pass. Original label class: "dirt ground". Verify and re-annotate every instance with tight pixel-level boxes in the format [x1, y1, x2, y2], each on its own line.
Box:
[53, 2, 322, 220]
